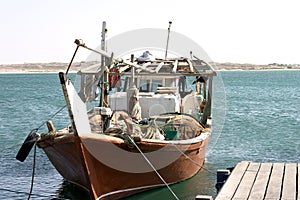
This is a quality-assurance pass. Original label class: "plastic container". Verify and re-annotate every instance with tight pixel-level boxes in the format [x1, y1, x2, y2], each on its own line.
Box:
[165, 130, 178, 140]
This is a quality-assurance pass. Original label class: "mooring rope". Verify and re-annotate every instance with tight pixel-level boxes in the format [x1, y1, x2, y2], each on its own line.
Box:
[26, 105, 67, 200]
[27, 143, 37, 200]
[0, 105, 67, 198]
[172, 143, 217, 176]
[126, 135, 179, 200]
[97, 183, 166, 200]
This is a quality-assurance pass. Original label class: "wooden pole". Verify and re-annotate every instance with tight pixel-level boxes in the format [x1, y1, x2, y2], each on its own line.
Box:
[59, 72, 78, 136]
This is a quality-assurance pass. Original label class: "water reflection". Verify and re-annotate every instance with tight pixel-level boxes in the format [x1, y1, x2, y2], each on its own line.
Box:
[53, 162, 217, 200]
[122, 162, 217, 200]
[55, 180, 90, 200]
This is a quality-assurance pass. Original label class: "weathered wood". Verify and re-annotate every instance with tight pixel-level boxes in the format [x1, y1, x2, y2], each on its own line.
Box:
[298, 163, 300, 200]
[247, 162, 260, 171]
[155, 61, 165, 73]
[264, 163, 284, 199]
[46, 120, 56, 132]
[216, 162, 300, 200]
[282, 163, 297, 199]
[215, 161, 250, 200]
[248, 163, 272, 200]
[232, 162, 259, 199]
[232, 170, 257, 199]
[186, 59, 194, 72]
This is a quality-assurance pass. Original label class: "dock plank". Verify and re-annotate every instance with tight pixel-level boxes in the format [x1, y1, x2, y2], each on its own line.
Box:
[232, 162, 260, 199]
[248, 163, 272, 200]
[282, 163, 297, 200]
[216, 162, 300, 200]
[215, 161, 250, 200]
[264, 163, 284, 199]
[247, 162, 260, 172]
[297, 163, 300, 200]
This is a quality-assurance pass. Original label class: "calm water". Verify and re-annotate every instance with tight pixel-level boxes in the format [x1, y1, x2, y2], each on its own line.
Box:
[0, 70, 299, 199]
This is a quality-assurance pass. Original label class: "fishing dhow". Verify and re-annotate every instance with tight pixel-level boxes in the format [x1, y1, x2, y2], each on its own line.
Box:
[17, 22, 217, 199]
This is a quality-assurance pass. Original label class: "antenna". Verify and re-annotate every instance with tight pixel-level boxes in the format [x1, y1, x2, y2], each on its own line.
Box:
[164, 21, 172, 60]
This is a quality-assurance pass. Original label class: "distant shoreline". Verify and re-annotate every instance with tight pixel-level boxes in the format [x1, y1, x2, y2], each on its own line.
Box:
[0, 72, 64, 74]
[0, 62, 81, 74]
[1, 62, 299, 74]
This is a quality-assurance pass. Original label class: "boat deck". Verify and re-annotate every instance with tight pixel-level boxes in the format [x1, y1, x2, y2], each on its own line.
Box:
[215, 161, 299, 200]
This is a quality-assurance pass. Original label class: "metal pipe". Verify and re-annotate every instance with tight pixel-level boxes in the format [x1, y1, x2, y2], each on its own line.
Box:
[164, 21, 172, 60]
[75, 39, 155, 73]
[65, 44, 79, 75]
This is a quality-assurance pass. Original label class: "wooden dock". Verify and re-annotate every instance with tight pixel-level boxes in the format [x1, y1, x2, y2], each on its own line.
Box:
[215, 161, 299, 200]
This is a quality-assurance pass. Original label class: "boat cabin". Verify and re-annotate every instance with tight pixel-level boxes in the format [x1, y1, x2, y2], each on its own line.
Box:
[76, 55, 216, 134]
[107, 57, 216, 120]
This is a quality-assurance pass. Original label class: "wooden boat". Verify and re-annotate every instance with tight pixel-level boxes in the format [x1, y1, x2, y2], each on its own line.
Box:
[18, 23, 217, 200]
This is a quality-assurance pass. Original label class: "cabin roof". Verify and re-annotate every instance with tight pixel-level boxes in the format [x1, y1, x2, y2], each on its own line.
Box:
[117, 57, 217, 77]
[77, 57, 217, 78]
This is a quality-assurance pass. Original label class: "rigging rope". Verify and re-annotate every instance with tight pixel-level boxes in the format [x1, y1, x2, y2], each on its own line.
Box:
[0, 105, 67, 154]
[36, 105, 67, 130]
[126, 135, 179, 200]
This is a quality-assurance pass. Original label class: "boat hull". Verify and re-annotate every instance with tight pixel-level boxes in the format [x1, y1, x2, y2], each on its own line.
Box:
[38, 135, 92, 194]
[38, 132, 210, 199]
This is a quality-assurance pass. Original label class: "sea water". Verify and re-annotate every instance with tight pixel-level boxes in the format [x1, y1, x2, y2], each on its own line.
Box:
[0, 70, 299, 199]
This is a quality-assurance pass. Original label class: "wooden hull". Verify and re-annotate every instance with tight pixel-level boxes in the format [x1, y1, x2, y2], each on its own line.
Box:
[37, 135, 92, 193]
[38, 132, 210, 199]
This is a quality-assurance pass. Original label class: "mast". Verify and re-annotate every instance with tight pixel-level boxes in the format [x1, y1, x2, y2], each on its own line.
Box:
[101, 21, 107, 66]
[100, 21, 107, 107]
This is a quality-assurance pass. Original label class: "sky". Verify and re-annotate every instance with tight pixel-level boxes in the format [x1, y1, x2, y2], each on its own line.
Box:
[0, 0, 300, 65]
